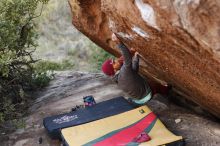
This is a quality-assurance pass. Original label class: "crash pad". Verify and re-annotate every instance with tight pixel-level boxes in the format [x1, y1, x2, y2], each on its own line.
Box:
[61, 106, 183, 146]
[43, 96, 135, 139]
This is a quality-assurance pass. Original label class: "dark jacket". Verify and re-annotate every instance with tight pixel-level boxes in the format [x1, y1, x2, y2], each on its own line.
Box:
[113, 43, 151, 99]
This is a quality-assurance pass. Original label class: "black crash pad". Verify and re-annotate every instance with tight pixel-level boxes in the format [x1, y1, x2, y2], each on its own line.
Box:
[43, 96, 135, 139]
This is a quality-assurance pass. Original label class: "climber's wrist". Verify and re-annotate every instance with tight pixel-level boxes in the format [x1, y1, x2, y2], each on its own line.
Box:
[112, 33, 121, 44]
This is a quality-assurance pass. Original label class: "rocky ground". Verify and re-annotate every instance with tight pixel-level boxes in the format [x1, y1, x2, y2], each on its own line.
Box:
[2, 1, 219, 146]
[1, 71, 219, 146]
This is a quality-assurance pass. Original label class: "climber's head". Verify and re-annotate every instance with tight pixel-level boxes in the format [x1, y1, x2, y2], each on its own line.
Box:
[102, 58, 123, 76]
[102, 59, 115, 76]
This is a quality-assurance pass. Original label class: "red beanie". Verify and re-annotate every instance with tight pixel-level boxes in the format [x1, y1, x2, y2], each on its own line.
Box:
[102, 59, 115, 76]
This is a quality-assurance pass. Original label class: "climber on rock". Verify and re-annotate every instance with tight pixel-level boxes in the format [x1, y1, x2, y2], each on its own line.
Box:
[102, 33, 170, 105]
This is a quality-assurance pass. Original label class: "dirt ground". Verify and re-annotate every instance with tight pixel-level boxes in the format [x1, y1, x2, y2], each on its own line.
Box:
[1, 71, 220, 146]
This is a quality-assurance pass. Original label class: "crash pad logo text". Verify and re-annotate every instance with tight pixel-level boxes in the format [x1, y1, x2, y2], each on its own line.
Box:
[53, 115, 78, 124]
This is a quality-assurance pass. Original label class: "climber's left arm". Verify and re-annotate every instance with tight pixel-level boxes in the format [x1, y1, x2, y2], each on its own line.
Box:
[132, 53, 139, 72]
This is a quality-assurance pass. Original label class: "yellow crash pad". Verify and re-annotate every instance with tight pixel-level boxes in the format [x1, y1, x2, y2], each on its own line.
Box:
[61, 106, 183, 146]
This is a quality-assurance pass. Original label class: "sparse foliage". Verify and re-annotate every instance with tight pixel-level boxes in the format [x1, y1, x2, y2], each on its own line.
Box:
[89, 43, 115, 72]
[0, 0, 49, 124]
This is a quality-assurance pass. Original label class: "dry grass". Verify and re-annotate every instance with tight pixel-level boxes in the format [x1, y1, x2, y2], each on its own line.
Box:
[34, 0, 112, 72]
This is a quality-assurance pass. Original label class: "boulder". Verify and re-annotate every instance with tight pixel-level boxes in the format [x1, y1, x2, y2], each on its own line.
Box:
[69, 0, 220, 117]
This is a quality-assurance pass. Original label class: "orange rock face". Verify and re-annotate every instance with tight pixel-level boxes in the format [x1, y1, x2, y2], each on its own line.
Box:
[69, 0, 220, 117]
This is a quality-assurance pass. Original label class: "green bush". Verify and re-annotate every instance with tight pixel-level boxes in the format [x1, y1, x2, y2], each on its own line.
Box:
[32, 71, 54, 88]
[32, 60, 75, 88]
[89, 43, 115, 72]
[0, 0, 49, 125]
[94, 49, 114, 71]
[34, 60, 62, 72]
[0, 98, 15, 124]
[34, 60, 75, 71]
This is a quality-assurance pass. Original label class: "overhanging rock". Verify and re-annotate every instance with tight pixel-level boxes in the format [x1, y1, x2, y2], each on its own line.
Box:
[69, 0, 220, 117]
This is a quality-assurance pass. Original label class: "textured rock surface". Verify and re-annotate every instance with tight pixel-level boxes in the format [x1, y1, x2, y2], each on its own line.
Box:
[69, 0, 220, 117]
[1, 72, 219, 146]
